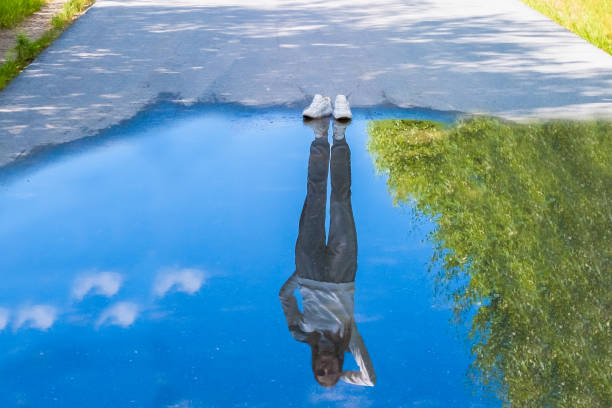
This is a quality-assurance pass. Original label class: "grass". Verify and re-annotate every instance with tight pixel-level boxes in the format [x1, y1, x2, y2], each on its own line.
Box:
[0, 0, 94, 91]
[368, 117, 612, 407]
[521, 0, 612, 54]
[51, 0, 92, 28]
[0, 0, 46, 29]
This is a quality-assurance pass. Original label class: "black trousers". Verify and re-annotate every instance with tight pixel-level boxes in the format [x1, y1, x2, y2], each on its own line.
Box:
[295, 137, 357, 283]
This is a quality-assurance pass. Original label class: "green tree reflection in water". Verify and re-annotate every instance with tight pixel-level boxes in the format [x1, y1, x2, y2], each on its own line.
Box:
[367, 117, 611, 407]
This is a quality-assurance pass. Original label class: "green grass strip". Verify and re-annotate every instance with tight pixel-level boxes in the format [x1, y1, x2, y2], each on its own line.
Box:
[0, 0, 46, 29]
[0, 0, 95, 92]
[521, 0, 611, 55]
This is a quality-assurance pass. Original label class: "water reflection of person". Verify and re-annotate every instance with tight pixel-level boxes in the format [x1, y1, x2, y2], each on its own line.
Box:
[279, 118, 376, 388]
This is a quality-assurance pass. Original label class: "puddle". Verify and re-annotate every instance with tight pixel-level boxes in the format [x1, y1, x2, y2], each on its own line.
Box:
[0, 105, 494, 407]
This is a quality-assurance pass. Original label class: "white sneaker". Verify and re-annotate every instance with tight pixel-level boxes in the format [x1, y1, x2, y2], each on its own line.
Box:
[333, 95, 352, 120]
[302, 94, 332, 119]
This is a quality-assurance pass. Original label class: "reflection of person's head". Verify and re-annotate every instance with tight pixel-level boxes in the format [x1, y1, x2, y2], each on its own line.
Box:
[309, 329, 350, 387]
[312, 348, 343, 387]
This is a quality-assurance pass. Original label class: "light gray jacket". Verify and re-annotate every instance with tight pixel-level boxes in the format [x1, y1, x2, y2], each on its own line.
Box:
[279, 272, 376, 386]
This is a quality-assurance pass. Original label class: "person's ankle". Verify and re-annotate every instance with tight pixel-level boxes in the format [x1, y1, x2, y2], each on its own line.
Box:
[304, 117, 330, 138]
[332, 119, 349, 140]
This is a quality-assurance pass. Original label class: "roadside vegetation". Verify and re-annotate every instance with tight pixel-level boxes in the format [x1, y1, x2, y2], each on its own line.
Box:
[521, 0, 611, 54]
[0, 0, 46, 29]
[0, 0, 94, 91]
[368, 117, 612, 407]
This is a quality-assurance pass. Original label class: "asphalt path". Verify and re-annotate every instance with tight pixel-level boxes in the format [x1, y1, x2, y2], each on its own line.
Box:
[1, 0, 611, 167]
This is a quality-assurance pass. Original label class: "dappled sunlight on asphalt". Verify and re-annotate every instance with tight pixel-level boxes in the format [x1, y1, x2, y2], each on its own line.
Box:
[0, 0, 611, 169]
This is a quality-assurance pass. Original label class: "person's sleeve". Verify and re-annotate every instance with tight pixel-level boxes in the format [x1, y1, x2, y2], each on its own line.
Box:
[278, 272, 309, 342]
[341, 321, 377, 386]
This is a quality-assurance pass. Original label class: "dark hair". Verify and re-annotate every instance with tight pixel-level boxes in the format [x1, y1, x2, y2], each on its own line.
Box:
[310, 328, 351, 388]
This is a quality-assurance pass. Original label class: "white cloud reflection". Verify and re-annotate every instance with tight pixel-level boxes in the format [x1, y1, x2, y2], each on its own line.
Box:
[154, 268, 205, 297]
[167, 401, 193, 408]
[310, 388, 373, 408]
[354, 313, 383, 324]
[97, 302, 139, 328]
[15, 305, 57, 331]
[0, 308, 9, 331]
[72, 271, 123, 301]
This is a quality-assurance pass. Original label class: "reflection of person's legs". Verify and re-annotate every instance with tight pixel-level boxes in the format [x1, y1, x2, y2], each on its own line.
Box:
[296, 122, 330, 281]
[326, 124, 357, 283]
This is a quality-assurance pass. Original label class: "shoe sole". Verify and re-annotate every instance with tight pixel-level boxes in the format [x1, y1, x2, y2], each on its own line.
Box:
[333, 112, 352, 120]
[303, 111, 332, 119]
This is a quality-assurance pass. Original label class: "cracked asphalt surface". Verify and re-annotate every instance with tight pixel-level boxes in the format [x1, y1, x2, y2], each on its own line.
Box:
[0, 0, 611, 168]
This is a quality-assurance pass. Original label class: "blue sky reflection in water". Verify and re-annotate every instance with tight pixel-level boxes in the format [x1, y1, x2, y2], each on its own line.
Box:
[0, 106, 493, 407]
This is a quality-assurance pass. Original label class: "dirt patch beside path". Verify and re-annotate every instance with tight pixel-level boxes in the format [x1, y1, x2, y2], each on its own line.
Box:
[0, 0, 70, 63]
